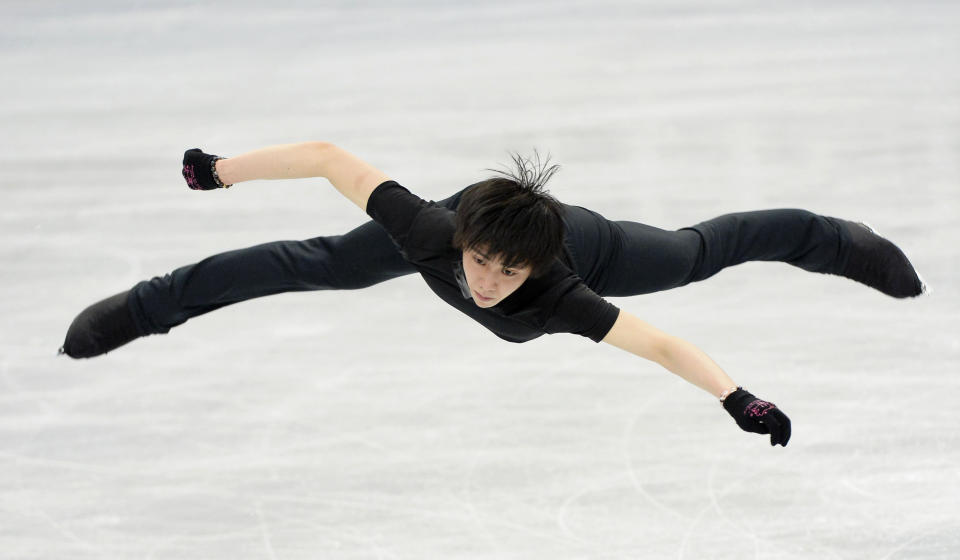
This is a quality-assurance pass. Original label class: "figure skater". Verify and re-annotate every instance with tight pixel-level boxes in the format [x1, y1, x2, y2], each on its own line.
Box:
[60, 142, 928, 447]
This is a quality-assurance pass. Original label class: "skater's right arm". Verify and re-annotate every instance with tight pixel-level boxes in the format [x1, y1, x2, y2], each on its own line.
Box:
[189, 142, 392, 212]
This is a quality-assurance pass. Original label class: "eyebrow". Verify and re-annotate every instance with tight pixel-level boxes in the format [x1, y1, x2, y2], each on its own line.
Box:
[472, 250, 528, 271]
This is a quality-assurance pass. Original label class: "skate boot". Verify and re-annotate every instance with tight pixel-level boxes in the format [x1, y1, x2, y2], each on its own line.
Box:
[60, 290, 143, 358]
[833, 219, 928, 298]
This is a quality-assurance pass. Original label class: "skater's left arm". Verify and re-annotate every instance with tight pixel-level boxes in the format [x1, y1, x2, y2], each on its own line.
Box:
[601, 310, 737, 398]
[601, 310, 791, 446]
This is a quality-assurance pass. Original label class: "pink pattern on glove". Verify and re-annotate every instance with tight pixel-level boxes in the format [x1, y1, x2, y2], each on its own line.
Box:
[746, 400, 776, 418]
[183, 164, 199, 190]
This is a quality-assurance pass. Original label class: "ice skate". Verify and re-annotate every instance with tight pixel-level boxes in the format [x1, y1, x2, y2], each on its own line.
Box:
[833, 219, 928, 298]
[60, 290, 143, 358]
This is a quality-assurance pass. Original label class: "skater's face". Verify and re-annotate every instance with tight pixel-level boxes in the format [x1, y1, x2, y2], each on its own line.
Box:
[461, 247, 532, 308]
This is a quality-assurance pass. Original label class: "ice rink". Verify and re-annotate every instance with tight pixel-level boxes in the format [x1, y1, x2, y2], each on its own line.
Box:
[2, 1, 959, 558]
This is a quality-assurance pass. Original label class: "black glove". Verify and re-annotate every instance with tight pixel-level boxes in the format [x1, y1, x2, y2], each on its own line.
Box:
[722, 388, 791, 447]
[182, 148, 230, 190]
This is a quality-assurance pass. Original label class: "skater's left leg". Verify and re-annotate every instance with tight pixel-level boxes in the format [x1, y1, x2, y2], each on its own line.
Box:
[682, 209, 926, 297]
[584, 220, 704, 297]
[594, 209, 925, 298]
[682, 209, 848, 281]
[565, 208, 858, 297]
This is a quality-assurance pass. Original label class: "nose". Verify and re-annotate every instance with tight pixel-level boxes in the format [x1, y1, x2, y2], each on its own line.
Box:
[476, 269, 497, 294]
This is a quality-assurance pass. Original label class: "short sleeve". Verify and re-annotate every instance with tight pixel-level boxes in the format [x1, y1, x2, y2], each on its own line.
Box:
[365, 181, 429, 251]
[544, 284, 621, 342]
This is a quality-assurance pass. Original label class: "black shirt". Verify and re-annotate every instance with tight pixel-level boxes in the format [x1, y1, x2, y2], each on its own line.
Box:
[365, 181, 620, 343]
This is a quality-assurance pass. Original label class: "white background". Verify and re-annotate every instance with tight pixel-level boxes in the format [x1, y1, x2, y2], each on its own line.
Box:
[2, 1, 958, 558]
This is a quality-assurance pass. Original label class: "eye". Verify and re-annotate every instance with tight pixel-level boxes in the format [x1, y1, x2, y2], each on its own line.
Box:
[502, 269, 516, 277]
[473, 256, 485, 265]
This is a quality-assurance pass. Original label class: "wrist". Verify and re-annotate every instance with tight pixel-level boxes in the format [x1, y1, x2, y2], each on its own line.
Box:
[718, 385, 741, 403]
[211, 157, 232, 188]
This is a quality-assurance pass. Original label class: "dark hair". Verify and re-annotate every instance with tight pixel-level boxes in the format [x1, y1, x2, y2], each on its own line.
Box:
[453, 151, 565, 277]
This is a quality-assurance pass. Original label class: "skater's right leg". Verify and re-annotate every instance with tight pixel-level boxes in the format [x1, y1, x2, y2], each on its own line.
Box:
[131, 221, 415, 334]
[60, 219, 414, 358]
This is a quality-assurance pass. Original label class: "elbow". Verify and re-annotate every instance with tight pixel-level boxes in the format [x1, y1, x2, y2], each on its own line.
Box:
[648, 332, 677, 367]
[302, 141, 340, 177]
[303, 140, 337, 154]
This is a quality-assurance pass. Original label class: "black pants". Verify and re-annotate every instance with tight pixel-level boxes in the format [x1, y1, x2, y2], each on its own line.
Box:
[129, 191, 851, 335]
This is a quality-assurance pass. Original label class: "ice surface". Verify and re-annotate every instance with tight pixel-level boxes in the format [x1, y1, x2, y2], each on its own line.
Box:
[1, 1, 958, 558]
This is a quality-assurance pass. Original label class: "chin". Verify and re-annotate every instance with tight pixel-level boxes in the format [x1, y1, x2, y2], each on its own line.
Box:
[472, 294, 499, 307]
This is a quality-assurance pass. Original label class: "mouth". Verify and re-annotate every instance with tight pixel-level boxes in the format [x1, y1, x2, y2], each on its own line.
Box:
[473, 290, 495, 304]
